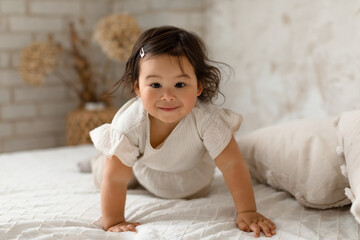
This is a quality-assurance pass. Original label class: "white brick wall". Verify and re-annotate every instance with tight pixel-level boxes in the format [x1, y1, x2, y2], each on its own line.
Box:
[14, 85, 67, 102]
[0, 89, 11, 103]
[39, 101, 77, 117]
[114, 0, 205, 35]
[0, 122, 12, 138]
[136, 12, 189, 29]
[0, 34, 32, 50]
[0, 0, 27, 14]
[83, 0, 111, 17]
[113, 0, 149, 14]
[150, 0, 203, 10]
[0, 0, 205, 152]
[9, 17, 64, 32]
[2, 104, 37, 120]
[0, 52, 10, 67]
[4, 136, 58, 152]
[15, 118, 66, 135]
[30, 1, 82, 15]
[0, 69, 23, 86]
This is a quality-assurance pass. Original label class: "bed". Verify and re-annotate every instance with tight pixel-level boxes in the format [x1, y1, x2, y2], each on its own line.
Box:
[1, 145, 359, 240]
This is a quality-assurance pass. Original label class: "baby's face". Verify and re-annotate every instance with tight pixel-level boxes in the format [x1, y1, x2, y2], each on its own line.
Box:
[135, 54, 203, 126]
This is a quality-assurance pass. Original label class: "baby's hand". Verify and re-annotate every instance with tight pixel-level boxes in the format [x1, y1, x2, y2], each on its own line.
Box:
[236, 211, 276, 238]
[107, 221, 140, 232]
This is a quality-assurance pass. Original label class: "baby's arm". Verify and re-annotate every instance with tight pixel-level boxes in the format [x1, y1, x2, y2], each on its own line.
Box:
[101, 156, 140, 232]
[214, 136, 276, 238]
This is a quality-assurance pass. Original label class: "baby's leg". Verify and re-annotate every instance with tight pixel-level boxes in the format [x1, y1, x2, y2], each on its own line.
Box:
[91, 154, 138, 189]
[185, 184, 211, 200]
[91, 154, 104, 188]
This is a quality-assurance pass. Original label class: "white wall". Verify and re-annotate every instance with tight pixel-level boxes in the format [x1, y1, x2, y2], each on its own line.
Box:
[204, 0, 360, 134]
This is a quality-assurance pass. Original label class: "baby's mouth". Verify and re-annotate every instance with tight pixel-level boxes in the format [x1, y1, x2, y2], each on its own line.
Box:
[159, 107, 178, 112]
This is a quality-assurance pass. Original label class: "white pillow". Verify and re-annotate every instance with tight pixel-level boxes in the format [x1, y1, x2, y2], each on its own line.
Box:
[237, 117, 350, 209]
[335, 110, 360, 224]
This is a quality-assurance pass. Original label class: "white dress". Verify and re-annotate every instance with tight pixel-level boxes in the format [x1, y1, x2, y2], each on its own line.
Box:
[90, 97, 242, 199]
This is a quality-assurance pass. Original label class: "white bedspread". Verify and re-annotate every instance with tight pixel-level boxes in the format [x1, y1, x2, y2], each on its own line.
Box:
[0, 145, 359, 240]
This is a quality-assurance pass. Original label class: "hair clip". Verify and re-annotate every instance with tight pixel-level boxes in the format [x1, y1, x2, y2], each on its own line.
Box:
[140, 47, 145, 58]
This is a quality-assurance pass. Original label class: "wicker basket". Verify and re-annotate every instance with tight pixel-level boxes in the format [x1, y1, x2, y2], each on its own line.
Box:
[66, 107, 117, 146]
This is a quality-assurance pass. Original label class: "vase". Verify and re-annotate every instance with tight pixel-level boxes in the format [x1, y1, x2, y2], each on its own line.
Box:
[84, 102, 106, 111]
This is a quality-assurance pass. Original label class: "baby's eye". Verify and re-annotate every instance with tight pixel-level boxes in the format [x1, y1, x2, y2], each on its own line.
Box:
[175, 82, 185, 88]
[151, 83, 161, 88]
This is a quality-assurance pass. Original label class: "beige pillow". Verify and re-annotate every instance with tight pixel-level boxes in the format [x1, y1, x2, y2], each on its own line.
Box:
[237, 117, 350, 209]
[335, 110, 360, 224]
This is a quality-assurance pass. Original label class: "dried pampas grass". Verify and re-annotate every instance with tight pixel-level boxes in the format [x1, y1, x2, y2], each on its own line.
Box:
[93, 14, 141, 62]
[19, 37, 61, 86]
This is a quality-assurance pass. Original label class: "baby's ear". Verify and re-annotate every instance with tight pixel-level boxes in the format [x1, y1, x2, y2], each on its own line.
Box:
[197, 81, 204, 96]
[134, 80, 140, 97]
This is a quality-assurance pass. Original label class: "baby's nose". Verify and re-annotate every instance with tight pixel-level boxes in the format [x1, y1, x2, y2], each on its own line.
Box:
[161, 89, 175, 101]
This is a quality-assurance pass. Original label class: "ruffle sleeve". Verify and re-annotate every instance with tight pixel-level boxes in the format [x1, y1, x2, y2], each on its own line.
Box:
[201, 107, 243, 160]
[89, 124, 139, 167]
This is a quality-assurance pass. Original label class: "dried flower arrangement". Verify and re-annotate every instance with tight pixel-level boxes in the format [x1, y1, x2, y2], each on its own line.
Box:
[93, 14, 141, 62]
[19, 14, 141, 109]
[19, 36, 61, 86]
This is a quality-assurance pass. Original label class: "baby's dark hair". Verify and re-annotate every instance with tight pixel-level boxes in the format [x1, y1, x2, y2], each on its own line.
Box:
[111, 25, 224, 102]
